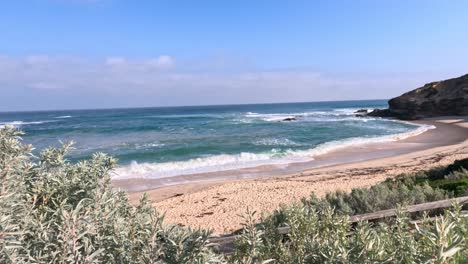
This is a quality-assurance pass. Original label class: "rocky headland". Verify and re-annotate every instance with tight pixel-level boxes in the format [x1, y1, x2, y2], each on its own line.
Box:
[368, 74, 468, 120]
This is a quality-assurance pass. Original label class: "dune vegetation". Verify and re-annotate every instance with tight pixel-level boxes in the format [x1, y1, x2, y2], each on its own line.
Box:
[300, 159, 468, 217]
[1, 127, 467, 263]
[231, 161, 468, 263]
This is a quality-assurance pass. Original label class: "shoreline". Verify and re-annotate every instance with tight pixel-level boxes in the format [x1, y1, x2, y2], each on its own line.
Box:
[118, 117, 468, 234]
[114, 120, 437, 193]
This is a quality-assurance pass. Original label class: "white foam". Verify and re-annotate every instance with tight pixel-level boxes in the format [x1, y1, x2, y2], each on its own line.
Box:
[331, 108, 370, 116]
[288, 123, 435, 157]
[0, 120, 56, 128]
[243, 108, 377, 122]
[134, 142, 165, 149]
[265, 115, 296, 122]
[245, 112, 297, 122]
[253, 138, 300, 146]
[112, 151, 300, 179]
[112, 123, 435, 180]
[55, 115, 72, 119]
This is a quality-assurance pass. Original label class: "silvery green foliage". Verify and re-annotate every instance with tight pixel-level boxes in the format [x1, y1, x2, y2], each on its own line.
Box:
[232, 209, 274, 264]
[231, 204, 468, 263]
[303, 179, 448, 217]
[0, 127, 224, 263]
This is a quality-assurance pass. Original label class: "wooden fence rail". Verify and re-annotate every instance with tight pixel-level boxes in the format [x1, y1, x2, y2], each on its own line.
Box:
[208, 196, 468, 254]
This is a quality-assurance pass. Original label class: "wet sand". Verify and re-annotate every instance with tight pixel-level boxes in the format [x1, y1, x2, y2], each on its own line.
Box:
[114, 117, 468, 234]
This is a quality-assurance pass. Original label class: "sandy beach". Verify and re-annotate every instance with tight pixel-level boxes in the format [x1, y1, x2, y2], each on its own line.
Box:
[117, 117, 468, 234]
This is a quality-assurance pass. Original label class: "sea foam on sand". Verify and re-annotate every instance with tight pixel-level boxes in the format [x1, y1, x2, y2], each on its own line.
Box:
[112, 123, 435, 180]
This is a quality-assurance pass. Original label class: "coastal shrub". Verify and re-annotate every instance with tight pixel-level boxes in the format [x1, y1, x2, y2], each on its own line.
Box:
[301, 178, 447, 216]
[229, 158, 468, 263]
[0, 127, 224, 263]
[231, 204, 468, 263]
[299, 158, 468, 216]
[424, 169, 468, 196]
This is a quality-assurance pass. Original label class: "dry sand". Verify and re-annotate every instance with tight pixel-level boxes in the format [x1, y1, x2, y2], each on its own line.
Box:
[119, 117, 468, 235]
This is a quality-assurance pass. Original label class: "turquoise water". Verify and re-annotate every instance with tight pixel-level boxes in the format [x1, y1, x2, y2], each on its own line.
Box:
[0, 100, 432, 179]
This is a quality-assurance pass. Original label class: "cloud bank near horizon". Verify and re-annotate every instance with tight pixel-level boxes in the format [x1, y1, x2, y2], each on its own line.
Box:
[0, 54, 458, 111]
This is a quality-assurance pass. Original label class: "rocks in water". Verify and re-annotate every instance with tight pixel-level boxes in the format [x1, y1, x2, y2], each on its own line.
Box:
[369, 74, 468, 120]
[354, 109, 369, 117]
[282, 117, 297, 121]
[355, 109, 369, 113]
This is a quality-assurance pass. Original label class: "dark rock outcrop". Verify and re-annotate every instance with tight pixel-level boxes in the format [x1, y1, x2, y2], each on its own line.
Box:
[369, 74, 468, 120]
[282, 117, 297, 122]
[367, 109, 393, 118]
[355, 109, 369, 113]
[354, 109, 369, 117]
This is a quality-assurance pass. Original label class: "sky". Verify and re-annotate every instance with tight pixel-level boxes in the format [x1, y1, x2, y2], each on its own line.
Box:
[1, 0, 467, 111]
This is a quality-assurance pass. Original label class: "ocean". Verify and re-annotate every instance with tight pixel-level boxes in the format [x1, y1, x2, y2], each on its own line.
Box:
[0, 100, 434, 180]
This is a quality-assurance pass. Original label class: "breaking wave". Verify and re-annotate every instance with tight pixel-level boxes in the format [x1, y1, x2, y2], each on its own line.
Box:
[0, 120, 56, 128]
[242, 108, 376, 123]
[112, 123, 435, 179]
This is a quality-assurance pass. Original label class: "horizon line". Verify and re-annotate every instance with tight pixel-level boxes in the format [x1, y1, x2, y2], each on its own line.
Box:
[0, 98, 389, 114]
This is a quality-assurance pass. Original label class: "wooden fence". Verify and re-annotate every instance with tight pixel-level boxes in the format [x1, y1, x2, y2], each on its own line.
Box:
[207, 196, 468, 254]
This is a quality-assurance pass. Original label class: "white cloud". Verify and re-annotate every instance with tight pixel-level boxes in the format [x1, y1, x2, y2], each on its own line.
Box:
[0, 54, 460, 111]
[105, 57, 127, 67]
[24, 55, 50, 65]
[147, 55, 175, 69]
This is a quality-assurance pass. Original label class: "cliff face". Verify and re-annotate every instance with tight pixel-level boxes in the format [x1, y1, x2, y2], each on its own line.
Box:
[369, 74, 468, 120]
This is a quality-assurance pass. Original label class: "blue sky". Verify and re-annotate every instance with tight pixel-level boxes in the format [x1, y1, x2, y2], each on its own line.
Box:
[1, 0, 467, 111]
